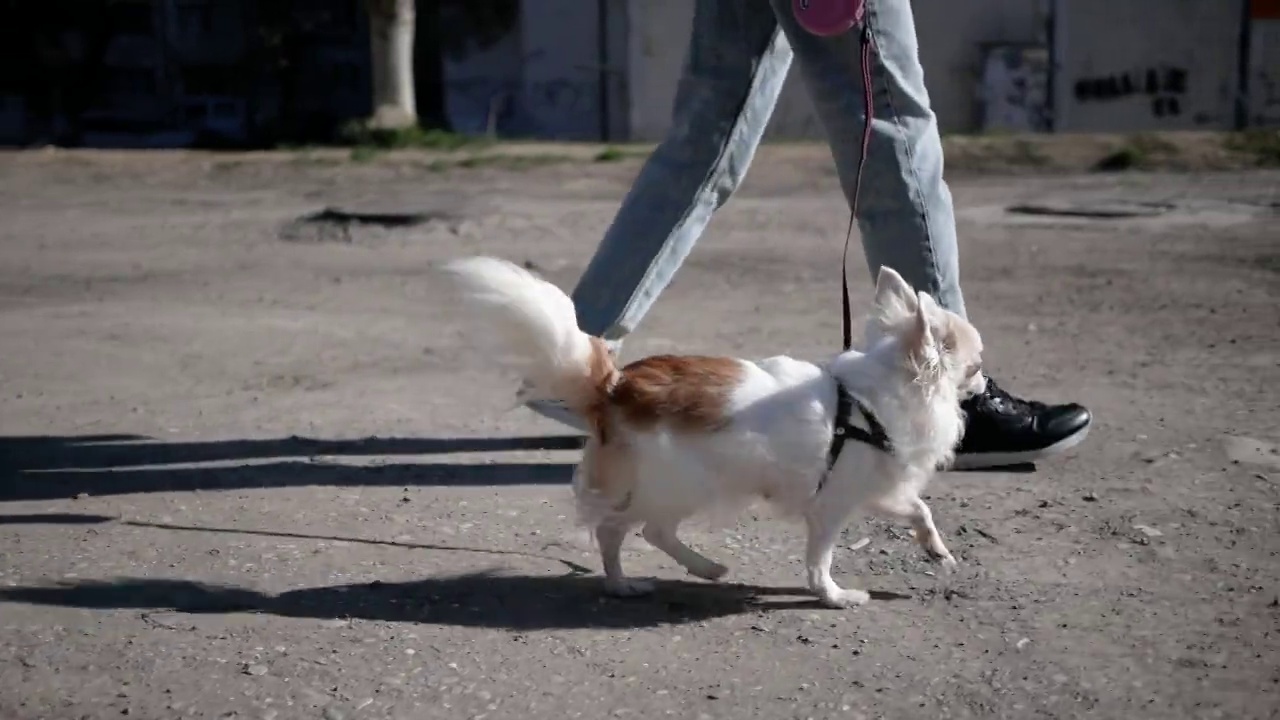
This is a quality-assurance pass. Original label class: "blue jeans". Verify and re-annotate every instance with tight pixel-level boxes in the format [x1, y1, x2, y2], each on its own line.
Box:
[532, 0, 964, 429]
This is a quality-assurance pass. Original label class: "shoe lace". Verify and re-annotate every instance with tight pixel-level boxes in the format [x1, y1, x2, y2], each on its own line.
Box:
[981, 376, 1048, 415]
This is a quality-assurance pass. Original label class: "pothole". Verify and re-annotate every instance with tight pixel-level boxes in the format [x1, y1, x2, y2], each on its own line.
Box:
[278, 206, 467, 243]
[961, 197, 1274, 228]
[1006, 200, 1176, 218]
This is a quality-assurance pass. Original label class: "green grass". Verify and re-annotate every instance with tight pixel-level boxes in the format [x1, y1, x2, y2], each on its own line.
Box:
[1224, 129, 1280, 167]
[593, 145, 650, 162]
[593, 146, 626, 162]
[453, 154, 573, 171]
[348, 145, 382, 163]
[1093, 133, 1180, 171]
[336, 121, 490, 152]
[1009, 139, 1051, 167]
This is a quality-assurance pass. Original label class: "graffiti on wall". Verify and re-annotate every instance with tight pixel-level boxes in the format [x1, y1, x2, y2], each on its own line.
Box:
[1072, 65, 1189, 118]
[980, 45, 1051, 132]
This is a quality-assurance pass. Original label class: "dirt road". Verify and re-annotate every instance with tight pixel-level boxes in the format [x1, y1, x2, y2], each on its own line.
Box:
[1, 148, 1278, 719]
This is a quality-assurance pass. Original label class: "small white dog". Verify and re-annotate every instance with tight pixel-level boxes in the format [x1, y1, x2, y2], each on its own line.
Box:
[442, 256, 985, 608]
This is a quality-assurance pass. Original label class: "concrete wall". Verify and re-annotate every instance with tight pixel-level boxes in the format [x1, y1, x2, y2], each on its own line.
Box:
[1051, 0, 1242, 131]
[1246, 1, 1280, 126]
[443, 29, 524, 136]
[600, 0, 632, 141]
[446, 0, 1262, 141]
[622, 0, 1046, 141]
[624, 0, 692, 142]
[520, 0, 602, 140]
[913, 0, 1047, 132]
[445, 0, 611, 140]
[977, 44, 1052, 132]
[622, 0, 824, 141]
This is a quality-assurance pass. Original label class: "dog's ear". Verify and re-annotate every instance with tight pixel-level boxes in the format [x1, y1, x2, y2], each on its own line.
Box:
[905, 291, 945, 382]
[872, 266, 918, 328]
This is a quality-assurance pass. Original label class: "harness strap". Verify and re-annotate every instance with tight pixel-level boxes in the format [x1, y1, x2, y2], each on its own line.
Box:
[821, 381, 892, 491]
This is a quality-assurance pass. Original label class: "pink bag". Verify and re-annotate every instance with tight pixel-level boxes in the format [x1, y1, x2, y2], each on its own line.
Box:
[791, 0, 865, 36]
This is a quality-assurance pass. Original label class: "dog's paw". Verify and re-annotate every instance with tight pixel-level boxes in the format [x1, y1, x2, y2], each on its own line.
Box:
[817, 587, 871, 609]
[689, 561, 729, 582]
[604, 578, 655, 598]
[925, 546, 958, 571]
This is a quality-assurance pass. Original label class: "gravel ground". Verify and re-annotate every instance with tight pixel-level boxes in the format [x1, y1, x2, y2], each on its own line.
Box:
[0, 148, 1277, 720]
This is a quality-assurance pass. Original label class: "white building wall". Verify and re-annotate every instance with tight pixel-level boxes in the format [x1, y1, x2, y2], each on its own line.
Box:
[444, 0, 605, 139]
[622, 0, 1045, 141]
[913, 0, 1047, 132]
[442, 29, 524, 136]
[1050, 0, 1242, 131]
[1246, 13, 1280, 126]
[445, 0, 1258, 140]
[519, 0, 603, 140]
[625, 0, 691, 142]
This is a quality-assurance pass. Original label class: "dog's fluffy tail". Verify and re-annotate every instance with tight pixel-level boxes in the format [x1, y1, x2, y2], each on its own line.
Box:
[441, 256, 616, 415]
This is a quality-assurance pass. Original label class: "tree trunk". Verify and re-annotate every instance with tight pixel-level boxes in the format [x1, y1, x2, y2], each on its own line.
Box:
[366, 0, 417, 129]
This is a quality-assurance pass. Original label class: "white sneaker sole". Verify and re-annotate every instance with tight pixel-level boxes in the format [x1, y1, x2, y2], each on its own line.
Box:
[948, 422, 1092, 471]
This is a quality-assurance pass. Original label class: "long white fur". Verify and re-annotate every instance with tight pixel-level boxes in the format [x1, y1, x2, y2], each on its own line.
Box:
[442, 255, 984, 608]
[441, 257, 597, 407]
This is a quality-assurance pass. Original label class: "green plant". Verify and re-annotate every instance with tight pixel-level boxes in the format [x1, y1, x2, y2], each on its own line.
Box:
[594, 146, 626, 162]
[1010, 139, 1050, 167]
[1224, 130, 1280, 167]
[337, 121, 489, 152]
[349, 145, 382, 162]
[1094, 146, 1143, 171]
[1093, 133, 1178, 172]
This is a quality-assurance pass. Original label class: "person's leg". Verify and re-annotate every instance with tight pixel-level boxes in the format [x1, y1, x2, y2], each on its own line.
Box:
[770, 0, 1091, 468]
[571, 0, 787, 340]
[528, 0, 789, 429]
[769, 0, 963, 315]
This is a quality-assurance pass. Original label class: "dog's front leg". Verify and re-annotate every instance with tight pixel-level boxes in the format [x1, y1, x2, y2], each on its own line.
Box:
[804, 503, 869, 608]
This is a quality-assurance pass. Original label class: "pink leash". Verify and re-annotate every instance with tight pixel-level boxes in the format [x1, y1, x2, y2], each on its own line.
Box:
[792, 0, 874, 353]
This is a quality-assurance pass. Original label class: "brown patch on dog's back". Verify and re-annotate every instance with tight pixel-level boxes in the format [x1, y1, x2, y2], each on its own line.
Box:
[576, 352, 741, 502]
[610, 355, 744, 432]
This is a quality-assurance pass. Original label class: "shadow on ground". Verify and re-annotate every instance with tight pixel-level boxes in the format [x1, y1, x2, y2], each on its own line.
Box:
[0, 512, 599, 575]
[0, 512, 117, 525]
[0, 434, 584, 501]
[0, 573, 912, 630]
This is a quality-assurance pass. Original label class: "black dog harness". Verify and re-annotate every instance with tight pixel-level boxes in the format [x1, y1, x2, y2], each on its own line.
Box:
[820, 380, 892, 492]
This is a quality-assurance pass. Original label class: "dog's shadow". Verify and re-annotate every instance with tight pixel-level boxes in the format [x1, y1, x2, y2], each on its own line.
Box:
[0, 573, 912, 630]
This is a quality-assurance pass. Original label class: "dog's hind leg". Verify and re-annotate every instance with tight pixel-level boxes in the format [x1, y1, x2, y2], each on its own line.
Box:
[642, 521, 728, 582]
[872, 493, 957, 569]
[596, 520, 653, 597]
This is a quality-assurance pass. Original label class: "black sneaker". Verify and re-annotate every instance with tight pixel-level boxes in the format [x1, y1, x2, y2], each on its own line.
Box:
[952, 376, 1092, 470]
